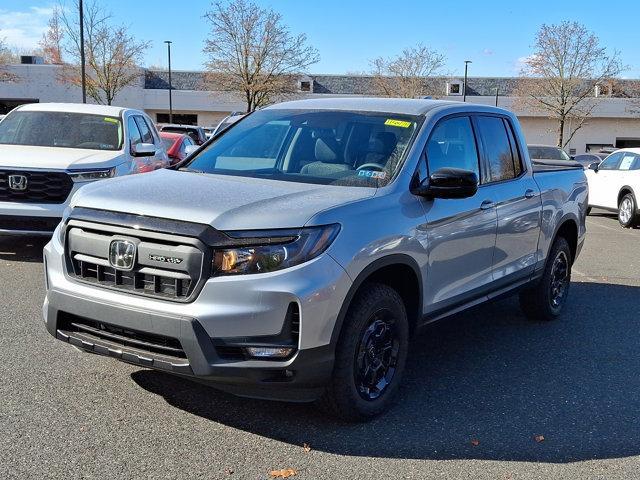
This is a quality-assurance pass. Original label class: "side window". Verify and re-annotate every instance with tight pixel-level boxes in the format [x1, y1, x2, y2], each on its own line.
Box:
[134, 116, 153, 144]
[503, 119, 524, 176]
[128, 117, 142, 148]
[476, 116, 516, 182]
[599, 152, 623, 170]
[618, 153, 637, 171]
[425, 116, 479, 178]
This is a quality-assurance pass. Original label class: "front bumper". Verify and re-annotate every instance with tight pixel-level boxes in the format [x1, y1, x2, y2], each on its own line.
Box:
[43, 232, 352, 401]
[0, 192, 78, 236]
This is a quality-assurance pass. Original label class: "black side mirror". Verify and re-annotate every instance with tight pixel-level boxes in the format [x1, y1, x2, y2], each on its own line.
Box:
[412, 168, 479, 199]
[588, 162, 599, 172]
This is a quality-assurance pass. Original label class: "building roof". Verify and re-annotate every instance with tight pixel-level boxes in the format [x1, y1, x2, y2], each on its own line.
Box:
[143, 69, 640, 99]
[16, 102, 128, 116]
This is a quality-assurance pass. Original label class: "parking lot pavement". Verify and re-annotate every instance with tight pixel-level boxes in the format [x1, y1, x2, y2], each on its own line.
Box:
[1, 211, 639, 480]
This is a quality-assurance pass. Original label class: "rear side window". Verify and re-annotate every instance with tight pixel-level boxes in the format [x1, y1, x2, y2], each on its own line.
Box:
[425, 116, 479, 178]
[475, 116, 516, 182]
[503, 119, 524, 176]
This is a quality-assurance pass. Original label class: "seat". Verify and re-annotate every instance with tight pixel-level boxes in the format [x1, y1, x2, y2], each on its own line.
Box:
[361, 132, 398, 167]
[300, 137, 352, 176]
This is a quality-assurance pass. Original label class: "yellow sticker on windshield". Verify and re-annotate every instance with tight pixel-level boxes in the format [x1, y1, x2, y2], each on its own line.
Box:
[384, 119, 411, 128]
[103, 117, 118, 123]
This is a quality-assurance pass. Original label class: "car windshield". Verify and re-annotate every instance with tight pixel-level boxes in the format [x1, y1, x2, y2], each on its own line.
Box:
[528, 146, 570, 161]
[0, 110, 123, 151]
[184, 109, 420, 187]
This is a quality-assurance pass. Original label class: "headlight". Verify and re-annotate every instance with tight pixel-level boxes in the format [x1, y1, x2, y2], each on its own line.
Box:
[68, 168, 116, 182]
[213, 224, 340, 275]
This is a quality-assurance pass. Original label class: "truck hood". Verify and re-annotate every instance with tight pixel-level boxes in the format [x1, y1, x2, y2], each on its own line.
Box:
[71, 169, 376, 230]
[0, 144, 122, 170]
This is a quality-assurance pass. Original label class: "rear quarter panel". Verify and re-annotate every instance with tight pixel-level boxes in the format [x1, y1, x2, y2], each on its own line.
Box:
[533, 168, 588, 270]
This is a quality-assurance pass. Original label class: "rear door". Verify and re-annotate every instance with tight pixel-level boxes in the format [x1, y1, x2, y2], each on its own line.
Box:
[473, 115, 542, 286]
[421, 115, 498, 311]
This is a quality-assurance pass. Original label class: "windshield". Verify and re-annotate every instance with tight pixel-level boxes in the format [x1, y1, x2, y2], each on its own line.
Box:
[0, 110, 123, 151]
[185, 109, 420, 187]
[528, 146, 570, 161]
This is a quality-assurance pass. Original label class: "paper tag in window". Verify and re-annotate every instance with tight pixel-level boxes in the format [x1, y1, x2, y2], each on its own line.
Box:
[384, 119, 411, 128]
[358, 170, 387, 179]
[103, 117, 119, 124]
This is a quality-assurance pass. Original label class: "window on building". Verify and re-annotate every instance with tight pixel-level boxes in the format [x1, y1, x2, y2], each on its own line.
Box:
[300, 81, 311, 92]
[156, 113, 198, 125]
[448, 83, 461, 95]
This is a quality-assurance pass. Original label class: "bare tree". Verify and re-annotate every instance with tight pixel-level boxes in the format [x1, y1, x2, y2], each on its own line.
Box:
[58, 0, 150, 105]
[39, 7, 65, 65]
[203, 0, 320, 112]
[0, 37, 18, 82]
[370, 44, 446, 98]
[516, 21, 622, 148]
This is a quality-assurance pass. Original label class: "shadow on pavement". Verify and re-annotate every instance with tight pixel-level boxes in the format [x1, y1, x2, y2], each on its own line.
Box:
[132, 281, 640, 463]
[0, 235, 48, 263]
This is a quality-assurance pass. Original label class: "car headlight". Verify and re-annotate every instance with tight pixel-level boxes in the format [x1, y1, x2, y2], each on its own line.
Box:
[68, 168, 116, 182]
[213, 224, 340, 275]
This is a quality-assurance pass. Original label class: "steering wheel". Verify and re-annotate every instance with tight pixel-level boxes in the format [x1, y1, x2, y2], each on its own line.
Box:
[356, 163, 386, 171]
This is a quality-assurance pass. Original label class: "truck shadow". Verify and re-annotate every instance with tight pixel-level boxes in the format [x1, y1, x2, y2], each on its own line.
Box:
[131, 281, 640, 463]
[0, 236, 48, 263]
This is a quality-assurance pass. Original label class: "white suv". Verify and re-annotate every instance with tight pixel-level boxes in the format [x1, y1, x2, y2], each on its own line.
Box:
[0, 103, 169, 235]
[585, 148, 640, 227]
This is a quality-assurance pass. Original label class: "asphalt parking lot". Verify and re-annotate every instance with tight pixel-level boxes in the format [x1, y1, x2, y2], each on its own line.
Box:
[1, 210, 639, 480]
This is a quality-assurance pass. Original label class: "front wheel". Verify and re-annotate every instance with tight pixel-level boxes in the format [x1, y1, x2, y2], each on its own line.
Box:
[320, 283, 409, 421]
[519, 237, 572, 321]
[618, 193, 639, 228]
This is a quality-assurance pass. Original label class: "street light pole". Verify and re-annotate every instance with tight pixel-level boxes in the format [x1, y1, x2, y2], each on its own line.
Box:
[164, 40, 173, 123]
[463, 60, 472, 102]
[79, 0, 87, 103]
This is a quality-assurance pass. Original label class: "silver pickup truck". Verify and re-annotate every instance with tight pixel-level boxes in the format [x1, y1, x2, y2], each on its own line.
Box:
[43, 98, 587, 421]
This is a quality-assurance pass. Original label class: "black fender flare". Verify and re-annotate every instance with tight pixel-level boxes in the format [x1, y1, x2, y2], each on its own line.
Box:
[329, 254, 423, 346]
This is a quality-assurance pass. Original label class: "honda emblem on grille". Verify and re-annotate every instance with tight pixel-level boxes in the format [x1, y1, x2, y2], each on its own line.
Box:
[109, 240, 137, 271]
[8, 174, 28, 191]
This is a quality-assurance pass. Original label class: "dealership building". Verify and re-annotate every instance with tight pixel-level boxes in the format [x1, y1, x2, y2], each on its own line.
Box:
[2, 61, 640, 155]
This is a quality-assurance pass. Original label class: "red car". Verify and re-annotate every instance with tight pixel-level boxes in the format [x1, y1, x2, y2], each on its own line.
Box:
[160, 132, 197, 165]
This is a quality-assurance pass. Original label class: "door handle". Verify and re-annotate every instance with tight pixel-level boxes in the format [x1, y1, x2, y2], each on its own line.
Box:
[480, 200, 495, 210]
[524, 189, 538, 199]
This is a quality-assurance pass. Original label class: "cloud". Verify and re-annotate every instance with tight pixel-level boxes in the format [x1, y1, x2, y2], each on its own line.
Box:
[0, 6, 54, 50]
[482, 48, 494, 56]
[513, 54, 538, 73]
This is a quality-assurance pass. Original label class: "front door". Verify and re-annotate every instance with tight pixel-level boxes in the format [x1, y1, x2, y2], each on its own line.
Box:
[420, 115, 498, 313]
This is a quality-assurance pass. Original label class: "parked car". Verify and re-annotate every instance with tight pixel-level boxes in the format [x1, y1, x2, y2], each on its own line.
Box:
[43, 98, 587, 420]
[212, 113, 246, 136]
[527, 144, 572, 162]
[573, 153, 606, 169]
[585, 148, 640, 227]
[159, 124, 207, 145]
[159, 132, 198, 165]
[0, 103, 169, 235]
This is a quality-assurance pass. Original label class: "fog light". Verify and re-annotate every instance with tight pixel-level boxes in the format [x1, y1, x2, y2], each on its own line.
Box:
[244, 346, 294, 358]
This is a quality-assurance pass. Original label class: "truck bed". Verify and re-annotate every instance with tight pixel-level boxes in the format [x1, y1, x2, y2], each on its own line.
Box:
[532, 159, 584, 172]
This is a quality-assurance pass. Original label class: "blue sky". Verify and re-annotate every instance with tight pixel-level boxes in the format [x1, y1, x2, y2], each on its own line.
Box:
[2, 0, 640, 78]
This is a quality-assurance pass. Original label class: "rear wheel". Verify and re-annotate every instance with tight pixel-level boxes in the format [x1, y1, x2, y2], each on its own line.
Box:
[618, 193, 639, 228]
[520, 237, 572, 321]
[320, 283, 409, 421]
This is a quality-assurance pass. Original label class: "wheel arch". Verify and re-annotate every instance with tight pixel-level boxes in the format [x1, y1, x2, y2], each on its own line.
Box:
[330, 255, 423, 345]
[551, 216, 578, 263]
[618, 186, 637, 207]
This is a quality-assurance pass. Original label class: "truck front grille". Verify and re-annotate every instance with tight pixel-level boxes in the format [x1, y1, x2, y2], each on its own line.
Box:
[0, 170, 73, 204]
[71, 256, 192, 298]
[64, 217, 208, 302]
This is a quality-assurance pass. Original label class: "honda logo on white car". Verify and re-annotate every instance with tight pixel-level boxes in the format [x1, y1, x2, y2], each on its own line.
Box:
[8, 174, 28, 191]
[109, 240, 137, 271]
